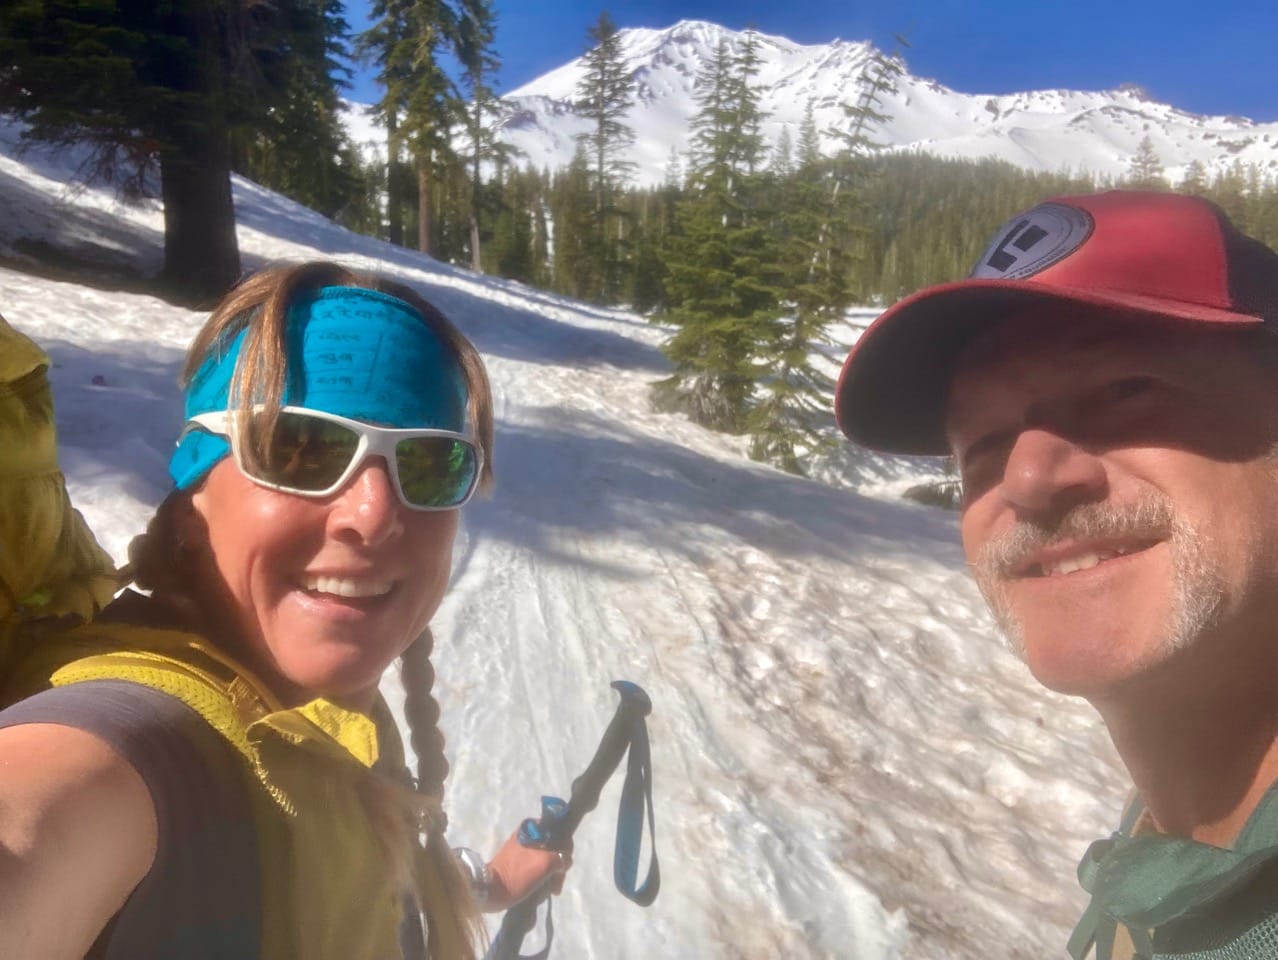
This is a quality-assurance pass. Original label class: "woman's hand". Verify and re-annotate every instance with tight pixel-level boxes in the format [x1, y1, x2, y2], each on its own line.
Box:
[481, 830, 572, 913]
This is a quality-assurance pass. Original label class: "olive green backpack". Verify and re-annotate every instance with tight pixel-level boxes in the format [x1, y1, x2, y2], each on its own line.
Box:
[0, 314, 118, 673]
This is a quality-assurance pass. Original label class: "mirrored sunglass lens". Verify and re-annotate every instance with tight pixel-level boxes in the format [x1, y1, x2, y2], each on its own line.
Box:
[395, 436, 478, 507]
[249, 411, 360, 491]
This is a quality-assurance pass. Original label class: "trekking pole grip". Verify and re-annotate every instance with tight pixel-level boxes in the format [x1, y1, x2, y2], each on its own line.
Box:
[559, 682, 651, 836]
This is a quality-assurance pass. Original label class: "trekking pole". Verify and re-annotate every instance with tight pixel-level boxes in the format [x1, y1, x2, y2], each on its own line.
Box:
[485, 681, 660, 960]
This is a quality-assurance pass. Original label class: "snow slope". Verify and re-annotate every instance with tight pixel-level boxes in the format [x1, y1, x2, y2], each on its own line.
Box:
[0, 124, 1127, 958]
[422, 19, 1278, 188]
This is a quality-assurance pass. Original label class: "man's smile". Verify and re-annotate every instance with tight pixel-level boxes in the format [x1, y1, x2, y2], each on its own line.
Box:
[1012, 538, 1163, 579]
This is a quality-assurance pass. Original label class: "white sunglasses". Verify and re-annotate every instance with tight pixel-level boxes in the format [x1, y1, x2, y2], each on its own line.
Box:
[185, 405, 483, 511]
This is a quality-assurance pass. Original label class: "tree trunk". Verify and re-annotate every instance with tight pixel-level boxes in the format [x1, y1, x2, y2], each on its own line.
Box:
[387, 116, 403, 247]
[158, 126, 240, 305]
[417, 162, 433, 256]
[470, 142, 484, 272]
[155, 0, 240, 305]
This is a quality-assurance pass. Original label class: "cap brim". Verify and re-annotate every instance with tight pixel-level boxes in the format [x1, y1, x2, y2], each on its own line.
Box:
[835, 279, 1263, 456]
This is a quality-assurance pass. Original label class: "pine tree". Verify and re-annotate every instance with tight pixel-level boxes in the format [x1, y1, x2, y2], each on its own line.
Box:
[771, 126, 795, 179]
[662, 148, 685, 191]
[0, 0, 340, 300]
[531, 166, 553, 287]
[729, 29, 768, 179]
[574, 11, 637, 301]
[489, 168, 537, 281]
[745, 156, 838, 472]
[657, 31, 784, 433]
[430, 157, 474, 264]
[1209, 160, 1249, 225]
[630, 219, 668, 314]
[331, 140, 387, 236]
[828, 40, 905, 302]
[796, 103, 821, 168]
[638, 155, 683, 313]
[357, 0, 409, 245]
[405, 1, 461, 256]
[828, 40, 905, 160]
[1180, 158, 1209, 195]
[1128, 135, 1167, 190]
[1252, 175, 1278, 249]
[231, 0, 360, 221]
[551, 146, 596, 298]
[360, 0, 464, 255]
[455, 0, 511, 271]
[745, 43, 904, 474]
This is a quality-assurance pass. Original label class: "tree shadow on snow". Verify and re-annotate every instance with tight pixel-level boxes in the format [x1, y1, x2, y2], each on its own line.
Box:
[389, 278, 669, 375]
[460, 408, 966, 580]
[0, 166, 164, 286]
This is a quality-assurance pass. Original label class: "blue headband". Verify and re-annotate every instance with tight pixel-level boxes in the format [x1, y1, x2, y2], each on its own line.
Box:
[170, 285, 469, 490]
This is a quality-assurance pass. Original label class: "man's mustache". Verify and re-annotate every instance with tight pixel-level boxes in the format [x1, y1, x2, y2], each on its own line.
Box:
[975, 497, 1175, 579]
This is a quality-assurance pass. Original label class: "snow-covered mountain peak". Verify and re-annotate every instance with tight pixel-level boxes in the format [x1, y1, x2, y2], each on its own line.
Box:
[489, 20, 1278, 188]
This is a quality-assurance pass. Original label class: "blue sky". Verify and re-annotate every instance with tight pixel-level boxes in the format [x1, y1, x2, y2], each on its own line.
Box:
[343, 1, 1278, 122]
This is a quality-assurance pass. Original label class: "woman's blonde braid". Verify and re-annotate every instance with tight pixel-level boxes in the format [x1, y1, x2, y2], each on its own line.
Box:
[400, 629, 481, 959]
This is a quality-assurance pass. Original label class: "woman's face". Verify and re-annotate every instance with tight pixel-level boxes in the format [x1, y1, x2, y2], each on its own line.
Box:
[189, 453, 459, 708]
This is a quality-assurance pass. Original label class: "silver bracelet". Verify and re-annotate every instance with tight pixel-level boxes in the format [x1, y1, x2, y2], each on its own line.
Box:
[452, 846, 491, 907]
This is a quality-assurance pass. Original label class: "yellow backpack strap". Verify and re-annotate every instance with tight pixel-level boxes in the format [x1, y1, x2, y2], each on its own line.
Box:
[46, 645, 257, 758]
[30, 623, 308, 816]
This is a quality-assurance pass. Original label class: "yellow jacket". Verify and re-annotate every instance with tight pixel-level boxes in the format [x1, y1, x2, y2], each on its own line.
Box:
[3, 619, 439, 960]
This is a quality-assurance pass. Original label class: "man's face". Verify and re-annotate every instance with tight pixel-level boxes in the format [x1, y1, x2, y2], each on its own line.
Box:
[946, 311, 1278, 699]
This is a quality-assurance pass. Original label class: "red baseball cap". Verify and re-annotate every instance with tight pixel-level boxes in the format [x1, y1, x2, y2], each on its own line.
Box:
[834, 190, 1278, 455]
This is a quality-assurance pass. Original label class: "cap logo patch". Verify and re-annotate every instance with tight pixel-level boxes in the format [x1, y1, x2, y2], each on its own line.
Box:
[969, 203, 1094, 280]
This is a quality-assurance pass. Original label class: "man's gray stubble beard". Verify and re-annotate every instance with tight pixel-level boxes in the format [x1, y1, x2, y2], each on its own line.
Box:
[970, 496, 1225, 664]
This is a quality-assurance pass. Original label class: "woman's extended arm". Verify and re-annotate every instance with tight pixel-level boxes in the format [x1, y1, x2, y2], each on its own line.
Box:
[0, 722, 157, 958]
